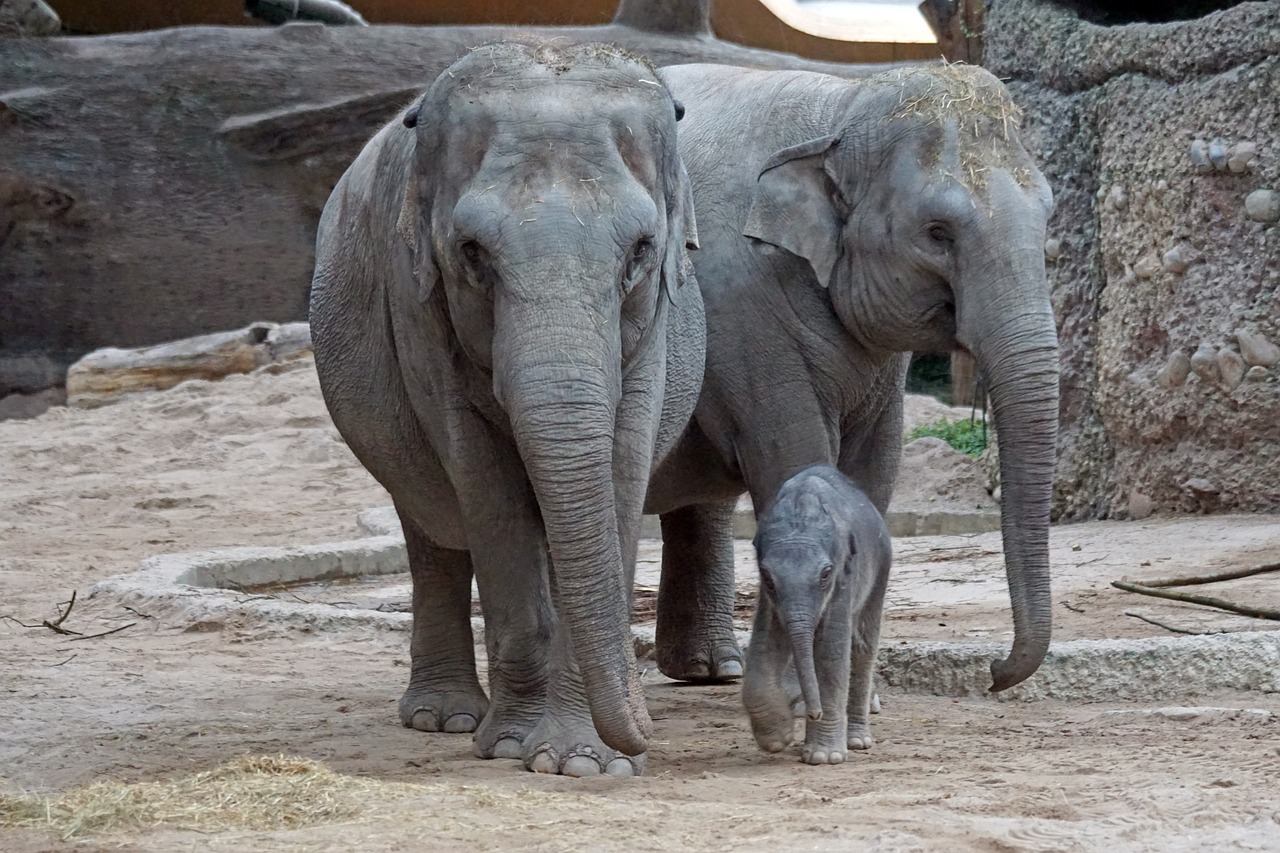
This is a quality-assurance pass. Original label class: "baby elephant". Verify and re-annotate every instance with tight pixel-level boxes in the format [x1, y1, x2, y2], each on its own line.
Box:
[743, 465, 891, 765]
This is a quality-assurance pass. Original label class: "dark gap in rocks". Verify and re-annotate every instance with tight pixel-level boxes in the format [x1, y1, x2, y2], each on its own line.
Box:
[1046, 0, 1251, 26]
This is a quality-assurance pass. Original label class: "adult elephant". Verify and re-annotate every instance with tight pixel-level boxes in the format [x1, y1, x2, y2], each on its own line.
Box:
[310, 42, 702, 777]
[645, 63, 1059, 711]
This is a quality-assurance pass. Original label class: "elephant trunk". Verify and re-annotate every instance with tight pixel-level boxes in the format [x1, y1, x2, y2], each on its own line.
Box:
[495, 305, 652, 756]
[960, 249, 1060, 693]
[785, 618, 823, 721]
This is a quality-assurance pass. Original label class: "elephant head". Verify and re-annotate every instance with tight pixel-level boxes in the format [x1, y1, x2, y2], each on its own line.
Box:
[398, 42, 698, 755]
[744, 65, 1058, 692]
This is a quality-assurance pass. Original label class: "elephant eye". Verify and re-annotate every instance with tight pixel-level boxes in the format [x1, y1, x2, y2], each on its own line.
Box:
[926, 223, 953, 245]
[622, 237, 656, 292]
[460, 240, 484, 265]
[819, 565, 834, 584]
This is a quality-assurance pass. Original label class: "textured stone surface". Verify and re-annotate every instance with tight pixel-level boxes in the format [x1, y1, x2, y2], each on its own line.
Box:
[66, 324, 283, 408]
[987, 0, 1280, 518]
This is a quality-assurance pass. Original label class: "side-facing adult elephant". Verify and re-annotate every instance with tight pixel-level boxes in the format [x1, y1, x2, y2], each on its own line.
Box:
[310, 42, 702, 777]
[645, 63, 1059, 726]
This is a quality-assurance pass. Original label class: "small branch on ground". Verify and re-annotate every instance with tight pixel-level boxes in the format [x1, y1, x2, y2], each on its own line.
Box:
[2, 591, 85, 635]
[1135, 562, 1280, 589]
[69, 622, 137, 642]
[1112, 580, 1280, 621]
[51, 653, 79, 666]
[1060, 601, 1084, 613]
[1123, 611, 1210, 636]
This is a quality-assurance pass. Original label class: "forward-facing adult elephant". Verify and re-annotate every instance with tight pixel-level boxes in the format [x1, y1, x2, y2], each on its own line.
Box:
[644, 63, 1059, 711]
[310, 42, 702, 777]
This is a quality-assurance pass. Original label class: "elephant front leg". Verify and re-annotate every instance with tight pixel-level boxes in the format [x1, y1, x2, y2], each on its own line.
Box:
[466, 511, 557, 762]
[743, 596, 798, 753]
[656, 500, 743, 682]
[521, 627, 645, 777]
[398, 510, 489, 734]
[802, 606, 854, 765]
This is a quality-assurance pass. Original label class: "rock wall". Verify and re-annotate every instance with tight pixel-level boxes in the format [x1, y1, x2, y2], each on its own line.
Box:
[985, 0, 1279, 518]
[0, 1, 931, 398]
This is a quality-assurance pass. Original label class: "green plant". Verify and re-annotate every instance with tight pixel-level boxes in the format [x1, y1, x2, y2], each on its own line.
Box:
[906, 417, 988, 457]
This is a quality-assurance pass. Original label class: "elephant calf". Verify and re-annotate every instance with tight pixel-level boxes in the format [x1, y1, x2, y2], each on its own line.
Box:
[743, 465, 891, 765]
[310, 41, 702, 777]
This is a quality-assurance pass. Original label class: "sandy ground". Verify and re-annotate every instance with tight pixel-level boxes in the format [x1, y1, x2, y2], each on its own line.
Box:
[2, 360, 1279, 852]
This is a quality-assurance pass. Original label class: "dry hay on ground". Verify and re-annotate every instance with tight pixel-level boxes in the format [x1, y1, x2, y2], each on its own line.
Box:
[0, 755, 427, 840]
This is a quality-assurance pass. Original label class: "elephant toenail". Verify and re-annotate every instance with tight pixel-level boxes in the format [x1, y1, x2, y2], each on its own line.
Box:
[562, 756, 602, 777]
[604, 757, 636, 777]
[410, 709, 439, 731]
[491, 737, 523, 759]
[528, 748, 559, 775]
[716, 660, 744, 679]
[443, 713, 477, 733]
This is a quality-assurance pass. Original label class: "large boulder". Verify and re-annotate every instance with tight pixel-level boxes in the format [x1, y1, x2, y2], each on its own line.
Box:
[985, 0, 1280, 518]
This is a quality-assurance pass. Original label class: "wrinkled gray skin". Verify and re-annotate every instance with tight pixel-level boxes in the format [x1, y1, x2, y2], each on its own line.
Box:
[744, 465, 890, 765]
[0, 0, 61, 36]
[645, 63, 1058, 703]
[310, 42, 703, 777]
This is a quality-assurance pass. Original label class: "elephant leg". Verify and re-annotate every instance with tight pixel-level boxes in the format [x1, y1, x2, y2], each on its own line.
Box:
[802, 601, 854, 766]
[398, 509, 489, 733]
[846, 561, 889, 751]
[742, 595, 796, 753]
[522, 623, 644, 778]
[655, 500, 743, 682]
[465, 501, 557, 762]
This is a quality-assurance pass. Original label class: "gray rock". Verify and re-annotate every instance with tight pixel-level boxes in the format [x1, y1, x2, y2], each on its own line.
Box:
[1245, 189, 1280, 223]
[1043, 237, 1062, 261]
[266, 322, 313, 362]
[66, 324, 276, 408]
[1133, 254, 1160, 278]
[1207, 138, 1229, 170]
[1128, 492, 1154, 520]
[1182, 477, 1218, 496]
[1227, 141, 1258, 174]
[1245, 365, 1269, 382]
[1217, 348, 1246, 389]
[1189, 139, 1211, 171]
[1161, 243, 1196, 274]
[1105, 183, 1128, 212]
[1235, 330, 1280, 367]
[1189, 343, 1219, 383]
[1155, 351, 1191, 389]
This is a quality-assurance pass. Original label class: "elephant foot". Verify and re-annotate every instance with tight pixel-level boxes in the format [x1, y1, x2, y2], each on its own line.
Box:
[522, 713, 645, 777]
[846, 720, 876, 751]
[746, 703, 797, 754]
[656, 632, 743, 683]
[399, 684, 489, 733]
[472, 700, 545, 761]
[803, 716, 849, 765]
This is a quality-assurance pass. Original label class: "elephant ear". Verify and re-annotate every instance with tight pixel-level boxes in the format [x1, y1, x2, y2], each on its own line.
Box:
[743, 134, 844, 288]
[661, 158, 700, 297]
[396, 173, 439, 303]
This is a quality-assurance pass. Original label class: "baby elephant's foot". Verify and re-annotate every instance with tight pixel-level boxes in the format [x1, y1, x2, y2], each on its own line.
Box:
[398, 683, 489, 734]
[523, 713, 645, 777]
[802, 716, 849, 766]
[846, 720, 876, 751]
[747, 704, 797, 754]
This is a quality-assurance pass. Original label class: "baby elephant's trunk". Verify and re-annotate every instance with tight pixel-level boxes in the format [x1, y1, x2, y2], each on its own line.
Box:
[787, 622, 824, 721]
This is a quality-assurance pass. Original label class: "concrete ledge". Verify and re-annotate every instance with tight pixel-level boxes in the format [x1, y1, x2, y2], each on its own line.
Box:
[90, 536, 411, 633]
[91, 528, 1280, 702]
[879, 633, 1280, 701]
